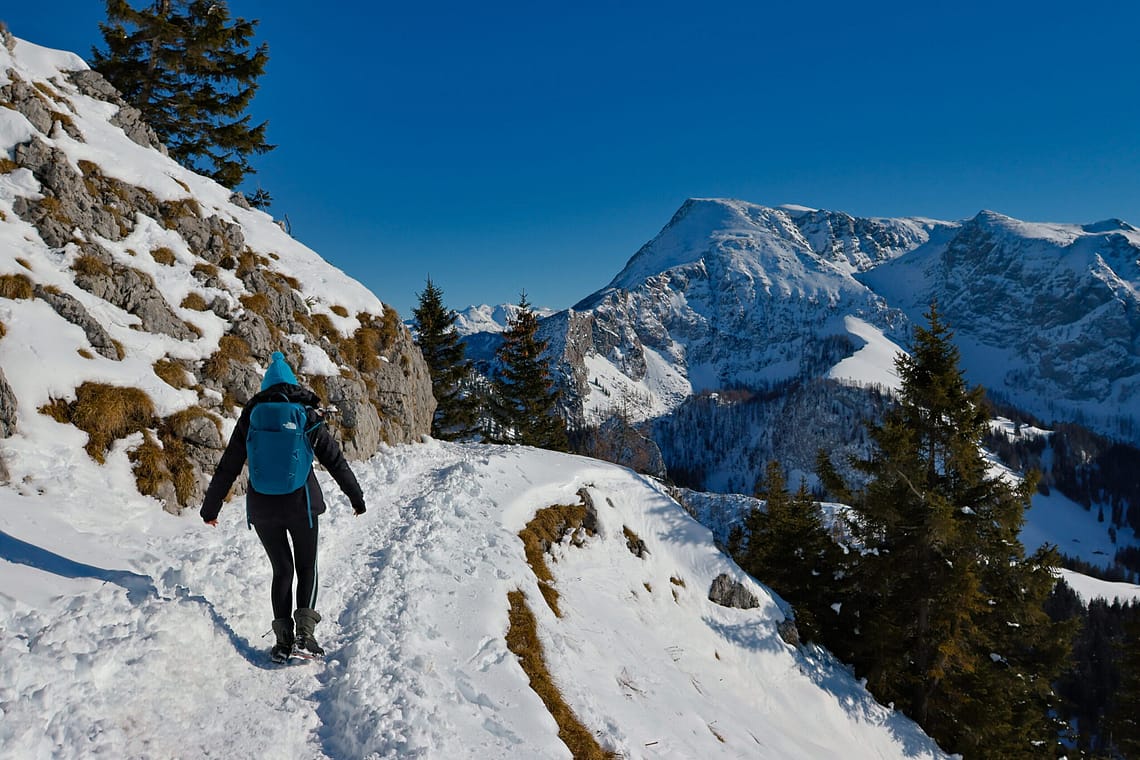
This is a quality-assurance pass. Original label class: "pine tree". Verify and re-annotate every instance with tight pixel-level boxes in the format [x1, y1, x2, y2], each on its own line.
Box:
[738, 462, 841, 642]
[821, 302, 1070, 757]
[93, 0, 273, 195]
[412, 278, 476, 440]
[1106, 607, 1140, 757]
[492, 293, 568, 451]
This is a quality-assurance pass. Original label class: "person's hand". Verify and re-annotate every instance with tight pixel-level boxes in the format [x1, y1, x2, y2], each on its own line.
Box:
[353, 503, 366, 516]
[204, 519, 218, 526]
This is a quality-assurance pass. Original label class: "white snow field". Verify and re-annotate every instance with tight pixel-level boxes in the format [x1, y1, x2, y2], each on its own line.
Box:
[0, 441, 951, 759]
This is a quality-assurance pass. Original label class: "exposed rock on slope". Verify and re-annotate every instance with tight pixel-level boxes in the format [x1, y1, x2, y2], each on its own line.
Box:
[0, 32, 433, 510]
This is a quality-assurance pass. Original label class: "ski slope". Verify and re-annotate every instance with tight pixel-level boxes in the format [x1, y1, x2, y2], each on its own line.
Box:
[0, 440, 949, 759]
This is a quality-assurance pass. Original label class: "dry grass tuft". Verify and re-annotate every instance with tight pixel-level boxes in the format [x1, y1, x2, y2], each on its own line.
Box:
[159, 197, 200, 228]
[191, 262, 218, 279]
[623, 526, 648, 558]
[347, 308, 402, 373]
[0, 156, 17, 173]
[131, 407, 218, 507]
[330, 304, 348, 318]
[77, 348, 95, 359]
[0, 320, 6, 339]
[240, 292, 269, 314]
[203, 334, 251, 381]
[39, 382, 155, 463]
[72, 254, 111, 277]
[505, 590, 615, 760]
[15, 257, 31, 270]
[518, 500, 595, 617]
[151, 246, 176, 265]
[0, 273, 34, 300]
[670, 575, 686, 587]
[180, 292, 209, 311]
[154, 357, 193, 389]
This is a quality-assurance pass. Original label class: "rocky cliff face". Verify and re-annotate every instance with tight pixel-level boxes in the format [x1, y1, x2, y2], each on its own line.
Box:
[0, 32, 433, 511]
[862, 210, 1140, 439]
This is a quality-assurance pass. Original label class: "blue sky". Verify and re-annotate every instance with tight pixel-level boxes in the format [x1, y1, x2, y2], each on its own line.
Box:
[3, 2, 1139, 317]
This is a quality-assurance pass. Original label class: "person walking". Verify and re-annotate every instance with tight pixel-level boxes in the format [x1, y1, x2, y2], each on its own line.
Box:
[201, 351, 367, 663]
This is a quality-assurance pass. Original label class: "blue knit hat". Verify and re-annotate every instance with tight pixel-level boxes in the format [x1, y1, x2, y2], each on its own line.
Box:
[261, 351, 298, 390]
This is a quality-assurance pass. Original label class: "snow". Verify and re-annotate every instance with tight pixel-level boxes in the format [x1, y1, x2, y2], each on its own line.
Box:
[0, 440, 951, 759]
[1057, 569, 1140, 605]
[826, 316, 904, 391]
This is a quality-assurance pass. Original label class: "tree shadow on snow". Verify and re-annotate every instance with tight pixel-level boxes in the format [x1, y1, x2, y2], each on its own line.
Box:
[0, 530, 274, 669]
[0, 529, 158, 603]
[791, 645, 945, 758]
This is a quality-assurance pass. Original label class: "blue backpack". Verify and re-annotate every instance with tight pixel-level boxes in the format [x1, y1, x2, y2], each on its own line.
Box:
[246, 396, 320, 495]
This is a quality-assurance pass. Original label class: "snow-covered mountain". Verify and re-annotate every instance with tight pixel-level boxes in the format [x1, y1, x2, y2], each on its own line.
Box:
[540, 198, 953, 426]
[453, 302, 556, 336]
[498, 197, 1140, 448]
[0, 33, 958, 759]
[862, 210, 1140, 439]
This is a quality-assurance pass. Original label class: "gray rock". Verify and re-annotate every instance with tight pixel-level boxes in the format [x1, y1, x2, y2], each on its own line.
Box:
[707, 573, 759, 610]
[169, 412, 223, 450]
[320, 374, 383, 460]
[34, 285, 121, 359]
[0, 366, 17, 438]
[1, 76, 55, 135]
[776, 618, 801, 648]
[72, 250, 199, 341]
[231, 311, 274, 358]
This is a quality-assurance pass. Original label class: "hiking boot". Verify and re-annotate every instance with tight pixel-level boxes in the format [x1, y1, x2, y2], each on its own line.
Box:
[270, 618, 294, 664]
[294, 608, 325, 657]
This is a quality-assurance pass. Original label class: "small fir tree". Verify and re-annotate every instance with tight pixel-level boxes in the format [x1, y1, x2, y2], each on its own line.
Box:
[412, 278, 476, 440]
[738, 462, 841, 642]
[93, 0, 273, 194]
[492, 293, 568, 451]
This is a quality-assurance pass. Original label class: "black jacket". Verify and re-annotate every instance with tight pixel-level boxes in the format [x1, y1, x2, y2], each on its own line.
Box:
[200, 384, 366, 526]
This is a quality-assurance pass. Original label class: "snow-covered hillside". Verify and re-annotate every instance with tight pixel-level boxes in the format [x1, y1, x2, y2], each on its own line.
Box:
[0, 33, 434, 510]
[0, 440, 950, 759]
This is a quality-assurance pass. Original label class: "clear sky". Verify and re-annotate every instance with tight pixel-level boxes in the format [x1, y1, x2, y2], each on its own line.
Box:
[3, 1, 1139, 317]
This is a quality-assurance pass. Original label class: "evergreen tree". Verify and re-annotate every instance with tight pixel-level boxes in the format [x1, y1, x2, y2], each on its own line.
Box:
[820, 302, 1070, 758]
[492, 293, 568, 451]
[738, 462, 841, 642]
[1106, 607, 1140, 757]
[93, 0, 273, 196]
[412, 277, 476, 440]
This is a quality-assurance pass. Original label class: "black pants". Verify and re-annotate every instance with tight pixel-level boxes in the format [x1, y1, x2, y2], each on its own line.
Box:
[254, 515, 319, 620]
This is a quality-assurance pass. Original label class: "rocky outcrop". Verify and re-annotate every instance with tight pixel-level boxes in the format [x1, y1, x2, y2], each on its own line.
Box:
[71, 248, 200, 341]
[707, 573, 759, 610]
[0, 367, 16, 439]
[1, 46, 435, 512]
[0, 367, 13, 482]
[33, 284, 122, 359]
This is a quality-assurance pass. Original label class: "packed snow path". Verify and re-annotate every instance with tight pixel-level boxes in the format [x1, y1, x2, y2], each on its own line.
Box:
[0, 441, 948, 759]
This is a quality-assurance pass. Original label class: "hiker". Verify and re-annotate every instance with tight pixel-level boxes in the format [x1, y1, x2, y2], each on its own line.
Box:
[200, 351, 367, 663]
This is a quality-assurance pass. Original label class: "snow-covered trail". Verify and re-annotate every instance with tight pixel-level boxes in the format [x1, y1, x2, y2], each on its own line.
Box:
[0, 442, 589, 759]
[1, 441, 949, 759]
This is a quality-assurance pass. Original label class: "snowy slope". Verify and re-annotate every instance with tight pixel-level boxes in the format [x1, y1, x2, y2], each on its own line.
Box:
[0, 442, 949, 759]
